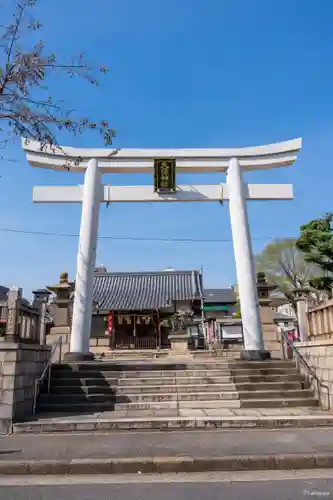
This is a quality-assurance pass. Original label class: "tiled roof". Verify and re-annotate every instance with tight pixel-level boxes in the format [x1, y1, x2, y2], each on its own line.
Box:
[204, 288, 237, 304]
[93, 270, 203, 311]
[273, 312, 296, 322]
[0, 285, 9, 302]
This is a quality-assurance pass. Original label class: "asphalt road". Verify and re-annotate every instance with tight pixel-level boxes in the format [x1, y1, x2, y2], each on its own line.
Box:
[0, 473, 332, 500]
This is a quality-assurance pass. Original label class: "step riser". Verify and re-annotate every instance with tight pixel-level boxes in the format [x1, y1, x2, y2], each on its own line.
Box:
[37, 398, 318, 412]
[119, 377, 235, 385]
[240, 399, 318, 408]
[51, 378, 120, 387]
[51, 369, 299, 381]
[50, 384, 238, 394]
[51, 377, 235, 387]
[238, 390, 314, 400]
[228, 360, 296, 370]
[52, 370, 241, 376]
[234, 382, 305, 391]
[14, 416, 333, 434]
[233, 374, 303, 383]
[38, 400, 242, 412]
[40, 393, 241, 403]
[52, 361, 296, 370]
[50, 381, 305, 394]
[42, 389, 314, 403]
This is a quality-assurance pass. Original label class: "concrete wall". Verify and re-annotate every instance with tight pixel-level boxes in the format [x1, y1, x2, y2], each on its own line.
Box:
[296, 339, 333, 411]
[0, 341, 50, 433]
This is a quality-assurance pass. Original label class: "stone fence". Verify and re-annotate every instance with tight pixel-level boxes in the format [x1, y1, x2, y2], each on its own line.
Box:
[0, 287, 45, 344]
[0, 287, 51, 434]
[307, 300, 333, 340]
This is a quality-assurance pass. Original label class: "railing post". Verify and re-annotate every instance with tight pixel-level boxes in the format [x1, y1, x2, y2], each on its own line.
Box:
[59, 337, 63, 363]
[33, 380, 38, 415]
[47, 359, 52, 394]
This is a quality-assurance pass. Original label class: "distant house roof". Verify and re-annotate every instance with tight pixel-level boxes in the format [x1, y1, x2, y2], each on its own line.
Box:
[204, 288, 237, 304]
[273, 312, 296, 323]
[0, 285, 9, 301]
[93, 270, 203, 311]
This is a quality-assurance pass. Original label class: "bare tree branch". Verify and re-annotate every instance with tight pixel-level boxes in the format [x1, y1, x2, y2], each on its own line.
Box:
[0, 0, 115, 157]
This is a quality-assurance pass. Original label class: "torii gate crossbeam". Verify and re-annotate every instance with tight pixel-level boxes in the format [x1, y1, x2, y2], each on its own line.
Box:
[22, 137, 302, 361]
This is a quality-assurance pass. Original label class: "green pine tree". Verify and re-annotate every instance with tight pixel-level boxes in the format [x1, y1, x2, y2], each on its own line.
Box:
[296, 213, 333, 295]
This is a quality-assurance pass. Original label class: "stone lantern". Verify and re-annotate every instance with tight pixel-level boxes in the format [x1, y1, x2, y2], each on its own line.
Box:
[167, 310, 195, 358]
[32, 289, 51, 310]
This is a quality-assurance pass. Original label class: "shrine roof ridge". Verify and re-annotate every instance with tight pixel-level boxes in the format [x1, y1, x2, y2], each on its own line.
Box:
[93, 269, 202, 276]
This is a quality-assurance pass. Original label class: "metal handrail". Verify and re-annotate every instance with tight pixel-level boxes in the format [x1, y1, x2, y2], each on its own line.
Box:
[280, 330, 330, 410]
[33, 336, 63, 414]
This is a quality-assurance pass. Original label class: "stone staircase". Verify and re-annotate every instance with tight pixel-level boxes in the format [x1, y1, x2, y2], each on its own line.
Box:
[34, 359, 317, 414]
[14, 357, 333, 434]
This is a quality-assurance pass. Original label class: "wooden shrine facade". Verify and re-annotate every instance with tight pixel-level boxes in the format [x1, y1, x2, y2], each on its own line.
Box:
[90, 269, 203, 349]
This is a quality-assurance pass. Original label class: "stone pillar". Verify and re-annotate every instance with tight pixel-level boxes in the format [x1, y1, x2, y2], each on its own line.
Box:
[67, 158, 101, 362]
[32, 289, 51, 346]
[227, 158, 269, 360]
[297, 299, 308, 341]
[257, 273, 283, 359]
[292, 288, 310, 342]
[5, 287, 21, 342]
[47, 272, 74, 357]
[39, 301, 47, 345]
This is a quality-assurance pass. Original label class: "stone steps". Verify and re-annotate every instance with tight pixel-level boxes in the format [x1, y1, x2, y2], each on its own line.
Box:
[29, 359, 319, 428]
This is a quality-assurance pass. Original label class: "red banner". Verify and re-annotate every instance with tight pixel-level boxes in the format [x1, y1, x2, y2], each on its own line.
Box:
[107, 312, 114, 336]
[287, 329, 296, 342]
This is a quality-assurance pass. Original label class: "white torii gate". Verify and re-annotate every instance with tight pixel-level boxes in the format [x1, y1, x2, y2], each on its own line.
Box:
[22, 137, 302, 361]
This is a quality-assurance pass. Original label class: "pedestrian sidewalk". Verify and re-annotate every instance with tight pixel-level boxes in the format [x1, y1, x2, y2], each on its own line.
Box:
[2, 428, 333, 475]
[1, 427, 333, 461]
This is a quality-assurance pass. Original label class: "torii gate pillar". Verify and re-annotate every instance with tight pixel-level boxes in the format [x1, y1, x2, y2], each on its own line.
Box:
[227, 158, 266, 359]
[21, 137, 302, 361]
[67, 159, 102, 361]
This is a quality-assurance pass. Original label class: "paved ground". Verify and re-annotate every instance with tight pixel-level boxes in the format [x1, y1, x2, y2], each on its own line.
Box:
[0, 473, 332, 500]
[1, 428, 333, 461]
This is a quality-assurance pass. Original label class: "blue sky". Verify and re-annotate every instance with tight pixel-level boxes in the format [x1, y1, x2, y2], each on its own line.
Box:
[1, 0, 333, 297]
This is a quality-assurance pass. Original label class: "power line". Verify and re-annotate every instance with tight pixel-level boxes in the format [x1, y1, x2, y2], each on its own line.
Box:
[0, 227, 294, 243]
